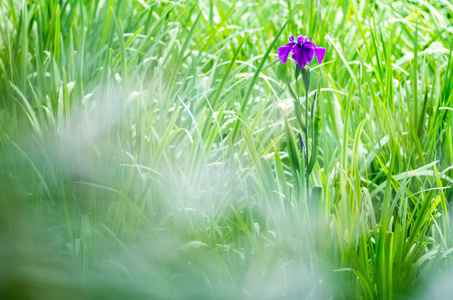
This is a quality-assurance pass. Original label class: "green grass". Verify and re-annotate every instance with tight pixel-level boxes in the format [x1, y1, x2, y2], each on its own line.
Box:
[0, 0, 452, 299]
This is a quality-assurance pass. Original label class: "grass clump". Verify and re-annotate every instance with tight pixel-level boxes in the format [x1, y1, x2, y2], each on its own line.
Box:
[0, 0, 452, 299]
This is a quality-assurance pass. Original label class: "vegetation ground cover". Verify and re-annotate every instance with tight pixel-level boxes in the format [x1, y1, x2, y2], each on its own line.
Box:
[0, 0, 453, 299]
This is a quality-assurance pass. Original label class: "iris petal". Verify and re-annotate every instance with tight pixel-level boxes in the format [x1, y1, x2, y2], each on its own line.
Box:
[289, 36, 295, 43]
[305, 42, 325, 64]
[314, 46, 326, 64]
[297, 35, 307, 44]
[277, 43, 294, 64]
[301, 44, 315, 65]
[291, 45, 307, 69]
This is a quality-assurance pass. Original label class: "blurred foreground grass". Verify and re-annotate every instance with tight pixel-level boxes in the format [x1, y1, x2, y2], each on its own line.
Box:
[0, 0, 453, 299]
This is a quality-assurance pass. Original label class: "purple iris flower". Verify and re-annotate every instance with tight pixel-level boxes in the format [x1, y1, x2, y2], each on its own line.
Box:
[278, 35, 326, 69]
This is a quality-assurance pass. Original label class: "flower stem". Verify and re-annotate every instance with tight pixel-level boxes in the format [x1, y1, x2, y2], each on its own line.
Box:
[295, 66, 310, 206]
[305, 84, 309, 206]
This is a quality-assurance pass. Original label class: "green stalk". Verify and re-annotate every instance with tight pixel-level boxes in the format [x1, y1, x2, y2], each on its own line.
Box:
[305, 79, 309, 205]
[301, 67, 311, 206]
